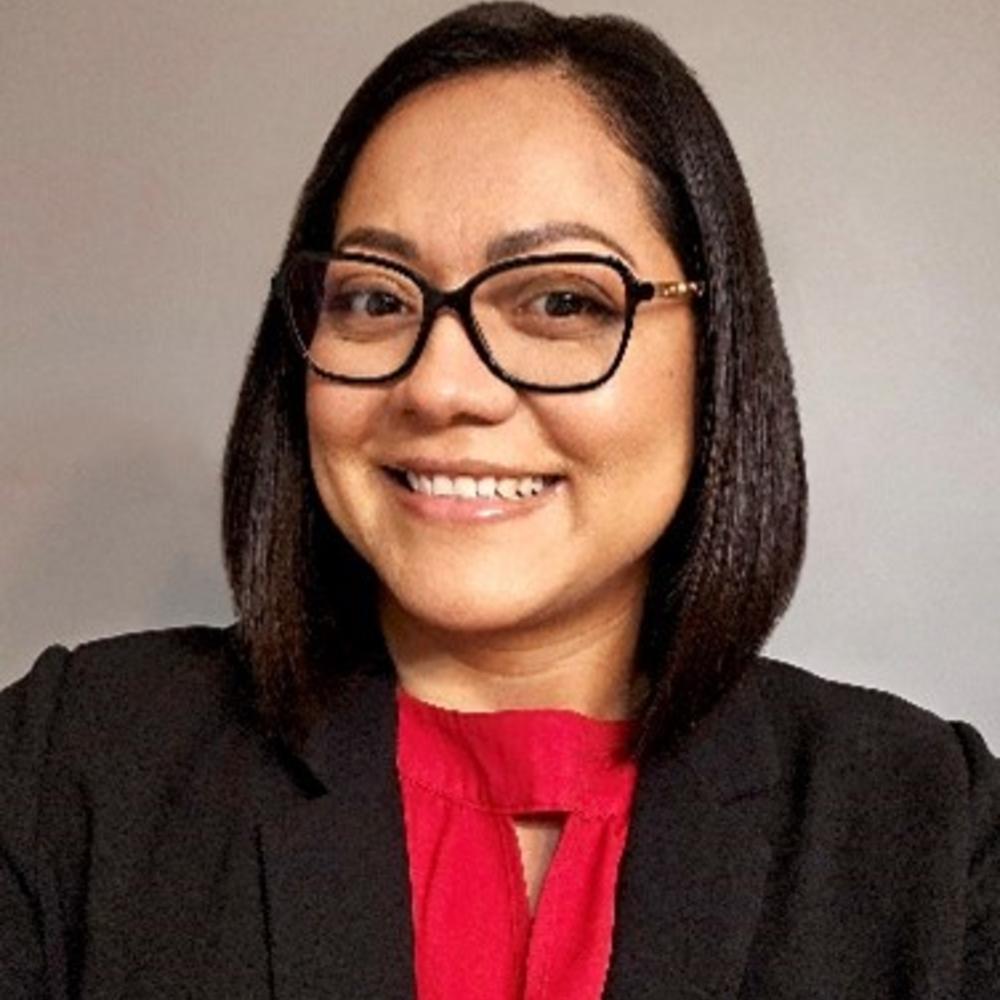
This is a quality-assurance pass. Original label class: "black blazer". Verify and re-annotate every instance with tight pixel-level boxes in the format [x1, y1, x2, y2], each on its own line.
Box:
[1, 626, 997, 999]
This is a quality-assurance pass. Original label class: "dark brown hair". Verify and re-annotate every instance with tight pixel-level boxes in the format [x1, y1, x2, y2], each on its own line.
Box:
[222, 2, 807, 759]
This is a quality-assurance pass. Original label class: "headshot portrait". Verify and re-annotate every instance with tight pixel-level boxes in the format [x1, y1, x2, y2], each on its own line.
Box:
[2, 2, 997, 997]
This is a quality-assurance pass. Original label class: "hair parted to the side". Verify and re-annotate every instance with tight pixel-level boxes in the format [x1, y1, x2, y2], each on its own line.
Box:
[222, 1, 807, 759]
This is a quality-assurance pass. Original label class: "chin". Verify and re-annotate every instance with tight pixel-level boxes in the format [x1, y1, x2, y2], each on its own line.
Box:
[383, 575, 562, 637]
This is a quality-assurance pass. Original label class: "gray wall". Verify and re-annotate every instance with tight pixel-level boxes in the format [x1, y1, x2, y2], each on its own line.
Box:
[2, 1, 998, 742]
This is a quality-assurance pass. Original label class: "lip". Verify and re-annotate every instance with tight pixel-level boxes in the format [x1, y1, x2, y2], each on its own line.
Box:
[381, 466, 563, 523]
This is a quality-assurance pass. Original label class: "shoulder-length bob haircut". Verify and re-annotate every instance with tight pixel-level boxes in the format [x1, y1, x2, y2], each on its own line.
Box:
[223, 1, 807, 759]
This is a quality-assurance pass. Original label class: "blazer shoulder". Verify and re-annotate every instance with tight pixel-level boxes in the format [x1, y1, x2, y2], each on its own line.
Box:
[0, 626, 257, 898]
[754, 655, 950, 734]
[2, 625, 253, 778]
[751, 656, 998, 806]
[64, 624, 242, 716]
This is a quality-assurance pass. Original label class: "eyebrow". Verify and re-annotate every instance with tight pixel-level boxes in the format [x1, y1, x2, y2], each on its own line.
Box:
[334, 221, 636, 268]
[334, 227, 420, 261]
[485, 222, 636, 266]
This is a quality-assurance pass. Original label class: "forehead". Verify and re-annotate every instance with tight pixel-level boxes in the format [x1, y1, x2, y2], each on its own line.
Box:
[334, 69, 668, 275]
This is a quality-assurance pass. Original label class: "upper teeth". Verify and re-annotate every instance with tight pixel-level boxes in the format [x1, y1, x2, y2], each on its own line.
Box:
[403, 470, 548, 500]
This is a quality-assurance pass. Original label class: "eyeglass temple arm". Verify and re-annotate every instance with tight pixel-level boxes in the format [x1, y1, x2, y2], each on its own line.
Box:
[650, 279, 706, 300]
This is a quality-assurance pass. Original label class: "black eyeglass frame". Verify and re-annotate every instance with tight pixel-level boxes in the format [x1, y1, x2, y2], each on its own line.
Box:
[273, 249, 705, 394]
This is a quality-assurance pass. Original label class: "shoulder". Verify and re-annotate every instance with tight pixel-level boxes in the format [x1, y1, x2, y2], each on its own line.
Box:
[749, 656, 999, 838]
[0, 626, 265, 900]
[752, 655, 950, 737]
[4, 624, 242, 722]
[731, 661, 1000, 990]
[1, 625, 256, 794]
[753, 655, 994, 763]
[60, 624, 245, 729]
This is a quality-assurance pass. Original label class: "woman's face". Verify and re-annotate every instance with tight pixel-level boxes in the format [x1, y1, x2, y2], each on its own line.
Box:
[307, 69, 697, 640]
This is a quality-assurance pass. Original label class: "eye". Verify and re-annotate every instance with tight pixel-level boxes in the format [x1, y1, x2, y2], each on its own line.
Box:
[531, 289, 615, 319]
[324, 288, 408, 318]
[519, 280, 621, 325]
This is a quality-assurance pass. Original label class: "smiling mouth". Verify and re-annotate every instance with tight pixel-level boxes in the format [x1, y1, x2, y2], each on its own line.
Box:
[384, 467, 563, 501]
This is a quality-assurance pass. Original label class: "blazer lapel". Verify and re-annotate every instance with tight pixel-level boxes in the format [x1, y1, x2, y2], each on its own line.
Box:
[257, 668, 415, 1000]
[604, 676, 778, 1000]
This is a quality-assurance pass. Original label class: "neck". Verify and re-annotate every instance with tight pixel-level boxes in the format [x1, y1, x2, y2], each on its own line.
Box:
[381, 587, 648, 721]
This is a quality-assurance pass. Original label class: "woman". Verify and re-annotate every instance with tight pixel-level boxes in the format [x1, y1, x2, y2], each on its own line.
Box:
[1, 3, 996, 998]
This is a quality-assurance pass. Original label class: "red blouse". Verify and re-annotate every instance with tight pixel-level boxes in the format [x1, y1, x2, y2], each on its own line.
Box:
[395, 685, 639, 999]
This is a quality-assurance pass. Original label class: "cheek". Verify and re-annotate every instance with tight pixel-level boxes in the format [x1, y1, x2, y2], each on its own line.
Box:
[547, 328, 696, 527]
[304, 381, 381, 518]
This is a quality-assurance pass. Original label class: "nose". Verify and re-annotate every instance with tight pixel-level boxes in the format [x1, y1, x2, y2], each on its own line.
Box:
[389, 308, 519, 427]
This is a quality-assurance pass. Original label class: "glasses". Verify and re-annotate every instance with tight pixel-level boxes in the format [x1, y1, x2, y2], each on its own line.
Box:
[274, 250, 705, 393]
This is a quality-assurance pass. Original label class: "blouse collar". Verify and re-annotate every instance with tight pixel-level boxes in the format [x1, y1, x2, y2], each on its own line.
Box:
[395, 685, 638, 818]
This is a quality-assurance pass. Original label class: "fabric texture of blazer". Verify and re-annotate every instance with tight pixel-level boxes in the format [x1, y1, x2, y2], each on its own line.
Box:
[1, 625, 998, 999]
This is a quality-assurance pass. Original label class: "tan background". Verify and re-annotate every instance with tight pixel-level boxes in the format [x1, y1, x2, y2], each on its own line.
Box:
[2, 1, 998, 742]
